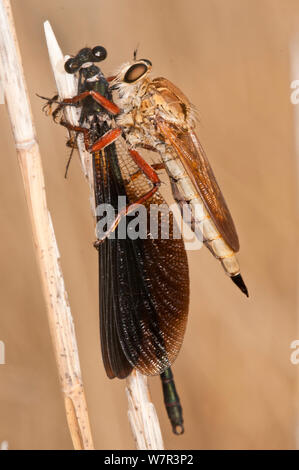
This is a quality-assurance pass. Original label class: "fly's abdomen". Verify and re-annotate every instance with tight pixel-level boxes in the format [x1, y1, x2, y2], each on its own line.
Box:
[161, 151, 241, 277]
[188, 197, 240, 276]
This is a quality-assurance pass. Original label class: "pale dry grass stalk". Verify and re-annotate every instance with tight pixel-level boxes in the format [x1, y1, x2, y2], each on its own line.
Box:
[0, 0, 94, 450]
[44, 21, 164, 450]
[289, 35, 299, 450]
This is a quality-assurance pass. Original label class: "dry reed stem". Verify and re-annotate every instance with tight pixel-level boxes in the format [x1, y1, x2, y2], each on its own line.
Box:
[289, 36, 299, 450]
[0, 0, 94, 450]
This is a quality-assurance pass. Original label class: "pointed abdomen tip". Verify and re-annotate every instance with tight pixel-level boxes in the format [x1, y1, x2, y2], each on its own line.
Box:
[231, 274, 249, 297]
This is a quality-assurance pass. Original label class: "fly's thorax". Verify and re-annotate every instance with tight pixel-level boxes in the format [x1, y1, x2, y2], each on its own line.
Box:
[148, 78, 195, 130]
[113, 79, 149, 130]
[121, 121, 158, 149]
[115, 89, 161, 149]
[113, 73, 192, 146]
[148, 92, 188, 128]
[135, 81, 192, 130]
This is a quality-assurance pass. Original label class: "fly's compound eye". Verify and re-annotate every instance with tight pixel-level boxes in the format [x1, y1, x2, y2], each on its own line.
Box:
[92, 46, 107, 62]
[140, 59, 152, 67]
[124, 62, 149, 83]
[64, 58, 80, 74]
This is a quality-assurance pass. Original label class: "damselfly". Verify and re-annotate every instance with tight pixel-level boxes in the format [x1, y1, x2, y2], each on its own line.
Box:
[42, 46, 188, 434]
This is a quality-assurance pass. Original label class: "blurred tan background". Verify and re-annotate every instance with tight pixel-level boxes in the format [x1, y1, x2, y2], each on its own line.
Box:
[0, 0, 298, 450]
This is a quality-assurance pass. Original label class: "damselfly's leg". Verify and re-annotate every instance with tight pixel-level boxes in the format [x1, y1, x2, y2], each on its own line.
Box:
[38, 94, 68, 122]
[38, 94, 59, 114]
[94, 149, 161, 246]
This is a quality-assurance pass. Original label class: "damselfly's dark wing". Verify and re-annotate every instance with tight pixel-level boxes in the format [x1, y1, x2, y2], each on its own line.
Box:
[94, 136, 189, 378]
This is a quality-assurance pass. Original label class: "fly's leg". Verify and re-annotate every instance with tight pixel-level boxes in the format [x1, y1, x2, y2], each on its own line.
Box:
[59, 123, 122, 174]
[56, 92, 121, 152]
[60, 122, 122, 154]
[60, 90, 120, 115]
[38, 90, 120, 118]
[38, 93, 80, 123]
[94, 149, 161, 247]
[42, 91, 161, 244]
[59, 121, 121, 153]
[91, 128, 122, 152]
[137, 143, 160, 153]
[59, 121, 92, 151]
[57, 121, 94, 178]
[53, 117, 160, 245]
[128, 162, 165, 183]
[126, 143, 165, 182]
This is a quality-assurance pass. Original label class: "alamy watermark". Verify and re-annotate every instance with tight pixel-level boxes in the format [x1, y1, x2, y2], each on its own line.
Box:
[0, 341, 5, 365]
[0, 441, 8, 450]
[0, 78, 3, 105]
[290, 340, 299, 365]
[95, 196, 205, 251]
[290, 80, 299, 104]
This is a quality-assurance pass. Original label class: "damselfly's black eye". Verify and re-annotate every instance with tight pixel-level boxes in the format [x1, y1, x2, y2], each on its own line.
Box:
[92, 46, 107, 62]
[124, 62, 149, 83]
[64, 58, 80, 74]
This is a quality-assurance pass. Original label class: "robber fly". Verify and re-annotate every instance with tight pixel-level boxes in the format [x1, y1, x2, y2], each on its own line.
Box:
[109, 58, 248, 297]
[42, 46, 188, 434]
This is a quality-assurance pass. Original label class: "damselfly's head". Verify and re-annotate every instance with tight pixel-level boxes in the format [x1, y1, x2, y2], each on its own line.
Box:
[64, 46, 107, 81]
[110, 59, 152, 96]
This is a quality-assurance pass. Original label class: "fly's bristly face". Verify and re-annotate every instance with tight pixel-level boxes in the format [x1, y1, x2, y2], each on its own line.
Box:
[110, 59, 152, 104]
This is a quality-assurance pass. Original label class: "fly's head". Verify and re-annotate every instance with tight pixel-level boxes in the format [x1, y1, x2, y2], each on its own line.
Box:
[110, 59, 152, 107]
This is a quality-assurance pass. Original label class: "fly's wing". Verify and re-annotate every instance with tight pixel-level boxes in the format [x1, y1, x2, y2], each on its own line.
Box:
[157, 119, 240, 252]
[94, 136, 189, 379]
